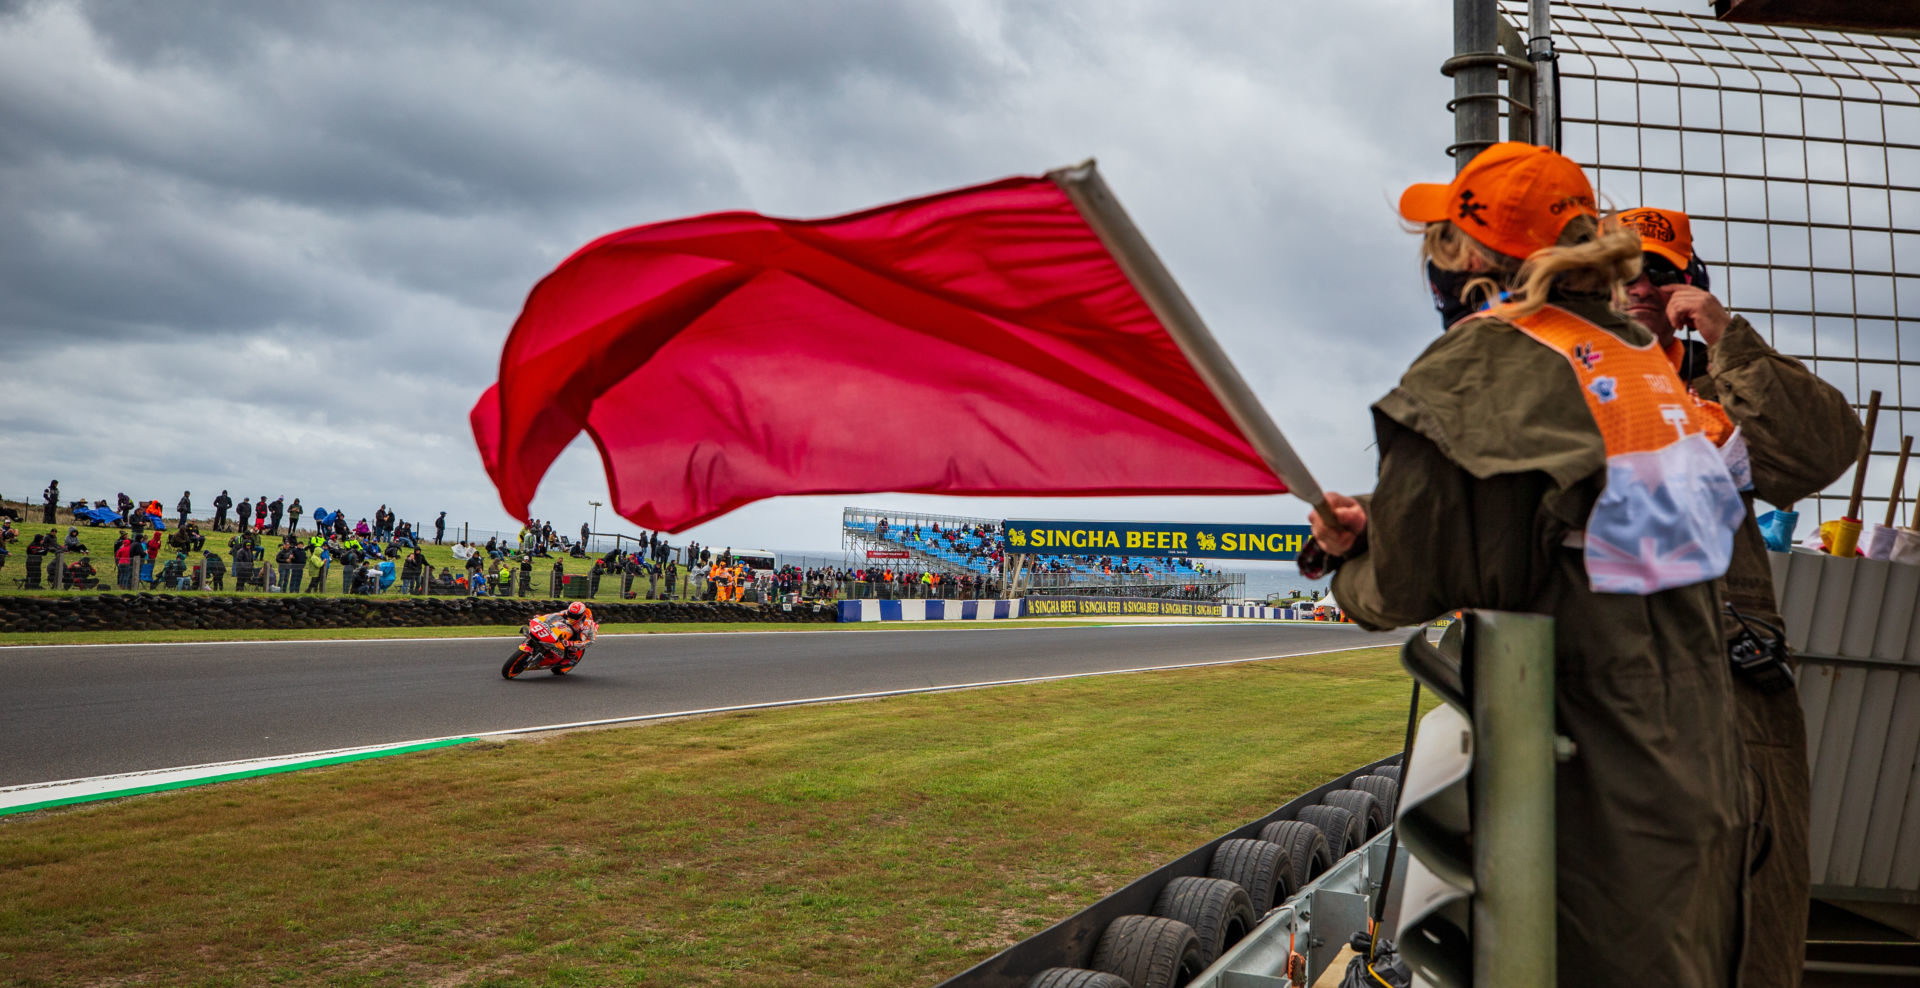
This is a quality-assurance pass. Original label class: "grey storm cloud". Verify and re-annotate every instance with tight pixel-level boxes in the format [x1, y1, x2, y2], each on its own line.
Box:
[4, 0, 1539, 548]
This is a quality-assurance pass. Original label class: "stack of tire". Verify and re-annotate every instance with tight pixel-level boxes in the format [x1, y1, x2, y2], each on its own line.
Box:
[1024, 767, 1400, 988]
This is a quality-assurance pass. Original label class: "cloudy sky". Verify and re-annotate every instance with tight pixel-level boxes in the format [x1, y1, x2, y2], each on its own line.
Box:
[4, 0, 1717, 552]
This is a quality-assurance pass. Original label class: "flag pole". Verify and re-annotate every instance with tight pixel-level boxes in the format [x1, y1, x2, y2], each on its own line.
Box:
[1049, 160, 1337, 526]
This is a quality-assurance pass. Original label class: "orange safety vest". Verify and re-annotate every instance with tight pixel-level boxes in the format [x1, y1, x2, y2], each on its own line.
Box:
[1506, 305, 1745, 595]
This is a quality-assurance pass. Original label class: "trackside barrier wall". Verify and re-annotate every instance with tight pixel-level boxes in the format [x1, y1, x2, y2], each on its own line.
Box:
[933, 756, 1401, 988]
[1768, 549, 1920, 919]
[835, 599, 1020, 622]
[1221, 604, 1306, 620]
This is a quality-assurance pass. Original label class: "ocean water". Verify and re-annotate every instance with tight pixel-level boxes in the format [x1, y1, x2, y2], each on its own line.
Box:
[1236, 563, 1332, 603]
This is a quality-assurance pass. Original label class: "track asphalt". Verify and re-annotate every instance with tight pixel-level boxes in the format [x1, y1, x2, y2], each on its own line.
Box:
[0, 623, 1396, 788]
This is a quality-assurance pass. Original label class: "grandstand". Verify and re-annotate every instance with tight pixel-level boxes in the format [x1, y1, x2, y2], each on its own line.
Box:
[841, 506, 1245, 601]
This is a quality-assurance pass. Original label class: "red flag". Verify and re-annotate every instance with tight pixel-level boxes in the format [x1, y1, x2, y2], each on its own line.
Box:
[472, 173, 1286, 532]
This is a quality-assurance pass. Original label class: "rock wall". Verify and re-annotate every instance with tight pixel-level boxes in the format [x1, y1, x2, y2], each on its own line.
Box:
[0, 593, 835, 634]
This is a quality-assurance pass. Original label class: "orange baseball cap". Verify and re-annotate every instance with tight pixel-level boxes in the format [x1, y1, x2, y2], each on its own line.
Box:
[1399, 142, 1598, 259]
[1617, 207, 1694, 269]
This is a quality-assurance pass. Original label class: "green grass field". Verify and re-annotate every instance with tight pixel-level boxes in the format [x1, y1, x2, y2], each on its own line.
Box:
[0, 645, 1415, 987]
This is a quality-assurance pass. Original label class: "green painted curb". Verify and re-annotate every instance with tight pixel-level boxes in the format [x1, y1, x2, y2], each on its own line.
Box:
[1, 737, 477, 817]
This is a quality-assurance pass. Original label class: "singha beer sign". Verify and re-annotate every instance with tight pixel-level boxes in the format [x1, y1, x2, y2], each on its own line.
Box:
[1002, 520, 1311, 561]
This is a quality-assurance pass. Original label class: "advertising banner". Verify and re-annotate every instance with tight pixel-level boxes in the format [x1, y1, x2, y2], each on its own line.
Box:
[1021, 596, 1219, 618]
[1002, 519, 1311, 560]
[864, 550, 912, 559]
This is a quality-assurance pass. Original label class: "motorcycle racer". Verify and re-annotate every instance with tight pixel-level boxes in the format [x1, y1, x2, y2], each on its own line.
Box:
[532, 600, 596, 666]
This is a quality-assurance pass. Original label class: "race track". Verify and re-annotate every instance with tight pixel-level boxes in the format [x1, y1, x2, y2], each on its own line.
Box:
[0, 623, 1397, 788]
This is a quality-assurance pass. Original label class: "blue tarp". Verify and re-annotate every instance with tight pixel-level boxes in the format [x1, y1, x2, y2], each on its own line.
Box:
[378, 560, 397, 589]
[75, 507, 122, 525]
[313, 508, 337, 528]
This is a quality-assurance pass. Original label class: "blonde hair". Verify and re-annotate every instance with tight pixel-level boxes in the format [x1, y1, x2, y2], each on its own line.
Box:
[1421, 214, 1643, 320]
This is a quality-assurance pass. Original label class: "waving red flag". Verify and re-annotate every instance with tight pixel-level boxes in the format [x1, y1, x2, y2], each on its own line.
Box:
[472, 169, 1291, 532]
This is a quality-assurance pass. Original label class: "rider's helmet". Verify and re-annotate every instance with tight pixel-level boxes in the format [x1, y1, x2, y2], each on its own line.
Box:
[566, 601, 587, 619]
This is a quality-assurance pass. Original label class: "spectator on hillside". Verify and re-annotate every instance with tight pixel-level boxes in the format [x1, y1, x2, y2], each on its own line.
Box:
[303, 542, 327, 592]
[24, 534, 49, 588]
[266, 497, 284, 535]
[42, 480, 58, 524]
[434, 511, 447, 544]
[235, 496, 252, 533]
[161, 552, 189, 590]
[65, 555, 98, 589]
[274, 541, 295, 592]
[401, 548, 424, 594]
[434, 566, 456, 592]
[176, 491, 191, 528]
[351, 558, 379, 595]
[233, 541, 255, 589]
[286, 498, 302, 535]
[111, 535, 132, 589]
[64, 527, 87, 554]
[204, 551, 226, 591]
[212, 490, 232, 531]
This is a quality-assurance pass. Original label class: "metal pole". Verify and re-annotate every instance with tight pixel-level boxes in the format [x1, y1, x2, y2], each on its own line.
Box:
[1470, 611, 1557, 984]
[1528, 0, 1559, 151]
[1500, 21, 1534, 145]
[1047, 162, 1335, 526]
[1453, 0, 1502, 169]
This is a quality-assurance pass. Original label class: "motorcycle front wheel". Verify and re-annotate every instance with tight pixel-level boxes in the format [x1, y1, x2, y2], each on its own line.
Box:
[502, 650, 531, 679]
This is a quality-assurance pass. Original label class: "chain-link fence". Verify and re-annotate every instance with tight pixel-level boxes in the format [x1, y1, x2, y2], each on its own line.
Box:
[1507, 1, 1920, 524]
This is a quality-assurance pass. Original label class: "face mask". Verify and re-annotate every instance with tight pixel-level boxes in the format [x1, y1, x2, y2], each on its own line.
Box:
[1427, 261, 1478, 330]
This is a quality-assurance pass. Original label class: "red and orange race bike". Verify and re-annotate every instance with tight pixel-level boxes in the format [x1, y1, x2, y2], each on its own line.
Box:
[502, 616, 597, 679]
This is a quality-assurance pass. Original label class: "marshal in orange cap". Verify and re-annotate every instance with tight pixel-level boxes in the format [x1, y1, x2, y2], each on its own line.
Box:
[1399, 142, 1599, 260]
[1616, 207, 1694, 269]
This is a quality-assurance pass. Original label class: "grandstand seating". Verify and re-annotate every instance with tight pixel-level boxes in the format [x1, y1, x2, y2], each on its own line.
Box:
[842, 509, 1215, 584]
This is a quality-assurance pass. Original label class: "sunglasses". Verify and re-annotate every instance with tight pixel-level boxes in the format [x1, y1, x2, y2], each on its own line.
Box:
[1639, 254, 1693, 287]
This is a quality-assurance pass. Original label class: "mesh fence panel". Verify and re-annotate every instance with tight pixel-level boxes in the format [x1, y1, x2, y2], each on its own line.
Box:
[1504, 1, 1920, 524]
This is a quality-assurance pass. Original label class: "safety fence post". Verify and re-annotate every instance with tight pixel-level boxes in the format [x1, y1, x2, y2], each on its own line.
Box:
[1470, 611, 1556, 985]
[1397, 610, 1556, 987]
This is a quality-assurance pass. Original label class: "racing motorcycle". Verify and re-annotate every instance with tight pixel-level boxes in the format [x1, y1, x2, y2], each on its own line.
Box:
[501, 617, 596, 679]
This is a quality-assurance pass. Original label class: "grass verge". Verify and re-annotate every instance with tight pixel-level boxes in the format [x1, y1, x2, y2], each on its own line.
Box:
[0, 645, 1414, 987]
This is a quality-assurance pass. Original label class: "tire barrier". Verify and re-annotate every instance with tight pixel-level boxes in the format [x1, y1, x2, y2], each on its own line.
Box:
[1025, 969, 1132, 988]
[1348, 774, 1400, 821]
[1294, 805, 1362, 860]
[1090, 915, 1204, 988]
[1257, 820, 1333, 896]
[1321, 789, 1387, 840]
[0, 593, 836, 635]
[1150, 877, 1257, 969]
[938, 757, 1400, 988]
[1206, 838, 1287, 914]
